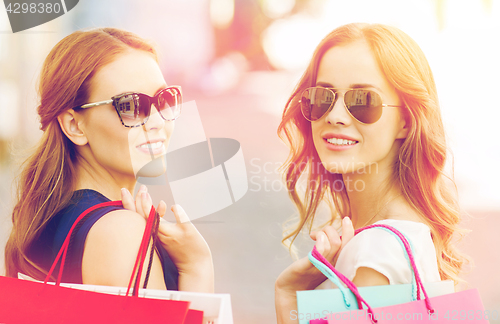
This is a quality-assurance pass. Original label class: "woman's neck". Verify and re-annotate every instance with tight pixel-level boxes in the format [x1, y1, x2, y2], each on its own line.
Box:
[74, 159, 136, 201]
[343, 163, 421, 229]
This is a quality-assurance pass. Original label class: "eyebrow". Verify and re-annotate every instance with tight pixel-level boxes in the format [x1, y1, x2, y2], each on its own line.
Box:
[316, 81, 383, 92]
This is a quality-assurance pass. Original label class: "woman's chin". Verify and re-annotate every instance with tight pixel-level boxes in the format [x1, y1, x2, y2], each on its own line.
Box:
[134, 155, 167, 178]
[321, 161, 354, 174]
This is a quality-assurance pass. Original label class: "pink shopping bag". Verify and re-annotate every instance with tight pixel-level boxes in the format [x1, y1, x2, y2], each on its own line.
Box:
[308, 224, 489, 323]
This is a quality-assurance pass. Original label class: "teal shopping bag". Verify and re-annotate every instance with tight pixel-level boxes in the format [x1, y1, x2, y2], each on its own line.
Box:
[296, 280, 454, 324]
[296, 225, 455, 324]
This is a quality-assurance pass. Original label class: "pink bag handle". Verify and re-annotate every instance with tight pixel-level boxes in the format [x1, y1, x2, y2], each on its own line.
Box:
[311, 224, 435, 323]
[358, 224, 432, 307]
[44, 201, 157, 298]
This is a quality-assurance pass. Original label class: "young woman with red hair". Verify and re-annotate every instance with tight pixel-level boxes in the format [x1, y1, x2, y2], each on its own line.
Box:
[5, 28, 213, 292]
[275, 23, 466, 322]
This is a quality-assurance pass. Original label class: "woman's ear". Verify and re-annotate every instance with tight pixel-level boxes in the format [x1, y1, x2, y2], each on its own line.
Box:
[395, 109, 410, 139]
[57, 109, 88, 146]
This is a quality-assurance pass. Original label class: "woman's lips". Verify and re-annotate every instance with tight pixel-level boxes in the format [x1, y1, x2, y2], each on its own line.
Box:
[136, 140, 165, 155]
[323, 137, 358, 151]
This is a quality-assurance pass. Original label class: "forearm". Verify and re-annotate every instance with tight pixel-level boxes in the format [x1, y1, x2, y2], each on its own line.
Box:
[177, 260, 214, 293]
[275, 285, 299, 324]
[275, 257, 329, 324]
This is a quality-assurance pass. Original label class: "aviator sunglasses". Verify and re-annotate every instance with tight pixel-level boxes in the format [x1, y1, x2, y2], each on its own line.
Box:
[74, 86, 182, 128]
[299, 87, 403, 124]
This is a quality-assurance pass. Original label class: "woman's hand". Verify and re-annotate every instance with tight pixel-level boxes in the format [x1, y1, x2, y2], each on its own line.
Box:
[121, 186, 214, 293]
[275, 217, 354, 324]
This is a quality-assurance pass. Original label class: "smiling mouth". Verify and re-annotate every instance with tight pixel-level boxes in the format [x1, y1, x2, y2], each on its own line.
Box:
[137, 142, 164, 150]
[325, 137, 358, 145]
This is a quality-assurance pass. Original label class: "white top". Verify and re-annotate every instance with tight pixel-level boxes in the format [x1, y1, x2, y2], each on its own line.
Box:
[334, 219, 441, 284]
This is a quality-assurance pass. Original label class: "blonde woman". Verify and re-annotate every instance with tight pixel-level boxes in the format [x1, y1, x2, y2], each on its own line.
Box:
[275, 23, 466, 322]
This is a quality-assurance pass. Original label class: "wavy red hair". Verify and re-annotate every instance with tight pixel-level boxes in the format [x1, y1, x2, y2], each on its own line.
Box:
[278, 23, 467, 284]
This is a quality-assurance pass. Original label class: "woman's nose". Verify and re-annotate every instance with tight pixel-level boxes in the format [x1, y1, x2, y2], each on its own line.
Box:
[144, 105, 166, 130]
[324, 94, 352, 126]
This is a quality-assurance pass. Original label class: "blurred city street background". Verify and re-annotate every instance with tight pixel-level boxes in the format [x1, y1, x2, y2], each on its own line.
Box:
[1, 0, 499, 323]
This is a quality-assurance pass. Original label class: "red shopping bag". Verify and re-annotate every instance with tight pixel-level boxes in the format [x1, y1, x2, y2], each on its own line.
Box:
[184, 309, 205, 324]
[0, 201, 191, 324]
[308, 224, 489, 323]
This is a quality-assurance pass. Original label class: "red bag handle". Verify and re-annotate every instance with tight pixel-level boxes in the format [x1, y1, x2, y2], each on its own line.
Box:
[44, 201, 158, 298]
[126, 205, 158, 297]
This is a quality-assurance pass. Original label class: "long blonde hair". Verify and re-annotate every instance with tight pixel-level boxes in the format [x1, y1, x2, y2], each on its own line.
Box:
[278, 23, 466, 284]
[5, 28, 158, 279]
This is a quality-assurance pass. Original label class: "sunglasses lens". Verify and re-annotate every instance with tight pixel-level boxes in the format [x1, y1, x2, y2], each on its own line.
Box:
[301, 88, 335, 121]
[344, 90, 383, 124]
[114, 87, 182, 127]
[156, 88, 181, 121]
[116, 94, 150, 126]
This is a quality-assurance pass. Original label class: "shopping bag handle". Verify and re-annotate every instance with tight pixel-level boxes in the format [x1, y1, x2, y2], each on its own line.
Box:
[126, 205, 159, 297]
[308, 224, 434, 322]
[307, 251, 356, 308]
[307, 226, 419, 309]
[45, 201, 158, 298]
[355, 225, 421, 299]
[357, 227, 419, 300]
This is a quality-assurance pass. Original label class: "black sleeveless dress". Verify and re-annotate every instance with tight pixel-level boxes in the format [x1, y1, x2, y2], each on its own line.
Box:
[29, 189, 179, 290]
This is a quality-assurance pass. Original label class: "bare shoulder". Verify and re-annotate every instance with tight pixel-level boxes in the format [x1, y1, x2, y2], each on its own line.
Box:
[82, 209, 166, 289]
[87, 209, 147, 236]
